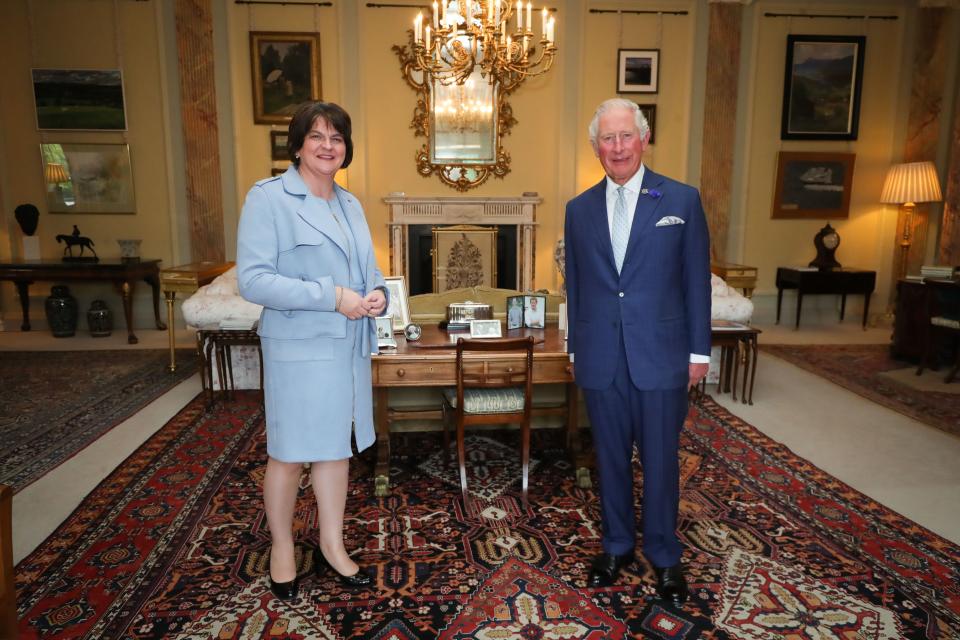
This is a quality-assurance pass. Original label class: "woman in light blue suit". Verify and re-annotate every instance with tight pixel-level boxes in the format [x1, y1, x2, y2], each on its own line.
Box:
[237, 102, 387, 601]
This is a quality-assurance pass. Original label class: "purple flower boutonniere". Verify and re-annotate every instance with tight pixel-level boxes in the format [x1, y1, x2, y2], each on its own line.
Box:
[641, 188, 662, 199]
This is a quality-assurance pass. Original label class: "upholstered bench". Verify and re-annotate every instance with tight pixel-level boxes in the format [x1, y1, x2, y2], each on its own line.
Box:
[181, 267, 262, 390]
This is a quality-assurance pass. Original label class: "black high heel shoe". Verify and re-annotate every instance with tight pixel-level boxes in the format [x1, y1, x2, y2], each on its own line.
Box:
[313, 547, 373, 588]
[269, 575, 299, 601]
[267, 552, 299, 601]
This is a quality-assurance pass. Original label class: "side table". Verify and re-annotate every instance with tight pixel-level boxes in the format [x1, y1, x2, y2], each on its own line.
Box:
[708, 322, 762, 405]
[196, 327, 263, 403]
[711, 261, 758, 298]
[160, 261, 234, 372]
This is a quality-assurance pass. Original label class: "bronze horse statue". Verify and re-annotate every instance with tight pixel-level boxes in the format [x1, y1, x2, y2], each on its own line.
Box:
[56, 225, 98, 260]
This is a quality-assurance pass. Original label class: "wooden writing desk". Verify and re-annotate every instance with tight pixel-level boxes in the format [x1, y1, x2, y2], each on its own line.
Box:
[0, 259, 165, 344]
[371, 325, 581, 496]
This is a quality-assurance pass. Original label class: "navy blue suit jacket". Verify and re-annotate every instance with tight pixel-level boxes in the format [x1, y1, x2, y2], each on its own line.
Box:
[564, 170, 711, 391]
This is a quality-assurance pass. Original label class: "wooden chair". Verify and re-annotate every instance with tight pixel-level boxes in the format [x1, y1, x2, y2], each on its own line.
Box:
[916, 279, 960, 383]
[0, 483, 16, 639]
[441, 337, 535, 507]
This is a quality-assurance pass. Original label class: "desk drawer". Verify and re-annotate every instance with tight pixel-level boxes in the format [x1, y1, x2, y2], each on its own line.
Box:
[376, 361, 455, 385]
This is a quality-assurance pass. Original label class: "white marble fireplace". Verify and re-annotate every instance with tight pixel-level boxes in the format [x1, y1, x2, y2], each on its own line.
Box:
[383, 193, 541, 293]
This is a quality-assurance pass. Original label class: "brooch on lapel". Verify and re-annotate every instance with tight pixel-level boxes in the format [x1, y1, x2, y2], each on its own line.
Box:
[640, 188, 662, 199]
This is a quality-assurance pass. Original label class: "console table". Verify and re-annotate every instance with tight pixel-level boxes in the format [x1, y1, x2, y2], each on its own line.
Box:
[160, 262, 234, 372]
[776, 267, 876, 329]
[0, 259, 165, 344]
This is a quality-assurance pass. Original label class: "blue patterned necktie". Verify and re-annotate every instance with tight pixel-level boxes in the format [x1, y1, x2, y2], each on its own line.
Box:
[611, 186, 628, 273]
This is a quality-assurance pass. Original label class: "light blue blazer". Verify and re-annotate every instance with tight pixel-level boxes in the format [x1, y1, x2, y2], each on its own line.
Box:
[236, 166, 387, 459]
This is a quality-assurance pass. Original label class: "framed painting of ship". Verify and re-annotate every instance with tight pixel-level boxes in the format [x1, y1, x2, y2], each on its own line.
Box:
[771, 151, 855, 219]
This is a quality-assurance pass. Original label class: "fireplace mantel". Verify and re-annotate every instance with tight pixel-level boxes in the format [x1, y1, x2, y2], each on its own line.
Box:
[383, 193, 541, 292]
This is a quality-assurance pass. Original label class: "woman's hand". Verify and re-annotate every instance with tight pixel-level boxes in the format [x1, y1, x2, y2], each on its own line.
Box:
[336, 287, 367, 319]
[363, 289, 387, 317]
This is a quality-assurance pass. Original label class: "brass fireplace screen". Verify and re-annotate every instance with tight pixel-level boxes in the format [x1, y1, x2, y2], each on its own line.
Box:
[432, 225, 498, 293]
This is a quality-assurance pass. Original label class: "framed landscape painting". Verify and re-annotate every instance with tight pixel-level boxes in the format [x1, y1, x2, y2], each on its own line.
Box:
[250, 32, 321, 124]
[617, 49, 659, 94]
[32, 69, 126, 130]
[772, 151, 855, 219]
[40, 143, 135, 214]
[781, 35, 865, 140]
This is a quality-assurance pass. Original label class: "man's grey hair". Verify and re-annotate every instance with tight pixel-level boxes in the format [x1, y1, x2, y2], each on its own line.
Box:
[588, 98, 649, 147]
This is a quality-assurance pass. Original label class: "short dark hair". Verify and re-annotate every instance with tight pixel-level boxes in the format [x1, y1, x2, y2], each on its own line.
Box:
[287, 102, 353, 169]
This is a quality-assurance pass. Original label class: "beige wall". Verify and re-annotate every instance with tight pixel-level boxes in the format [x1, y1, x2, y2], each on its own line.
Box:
[0, 0, 172, 327]
[1, 0, 956, 330]
[740, 2, 907, 305]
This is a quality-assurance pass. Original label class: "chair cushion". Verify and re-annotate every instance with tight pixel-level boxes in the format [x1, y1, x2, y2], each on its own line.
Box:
[932, 316, 960, 329]
[443, 387, 526, 414]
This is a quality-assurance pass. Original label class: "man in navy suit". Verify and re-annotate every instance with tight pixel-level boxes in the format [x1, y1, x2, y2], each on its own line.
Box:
[564, 99, 711, 604]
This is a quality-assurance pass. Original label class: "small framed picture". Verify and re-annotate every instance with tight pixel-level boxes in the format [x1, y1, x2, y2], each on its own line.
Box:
[384, 275, 410, 332]
[507, 294, 546, 329]
[469, 319, 502, 339]
[636, 104, 656, 144]
[375, 316, 397, 349]
[617, 49, 659, 94]
[270, 131, 288, 161]
[271, 167, 285, 176]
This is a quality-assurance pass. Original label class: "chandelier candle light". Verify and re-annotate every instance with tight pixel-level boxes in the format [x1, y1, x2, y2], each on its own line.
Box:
[412, 0, 556, 90]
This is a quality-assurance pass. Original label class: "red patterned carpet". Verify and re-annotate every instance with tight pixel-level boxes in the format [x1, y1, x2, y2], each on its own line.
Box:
[761, 343, 960, 438]
[15, 392, 960, 639]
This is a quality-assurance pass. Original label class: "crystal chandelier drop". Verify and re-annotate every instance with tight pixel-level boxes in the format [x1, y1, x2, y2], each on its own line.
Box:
[411, 0, 557, 91]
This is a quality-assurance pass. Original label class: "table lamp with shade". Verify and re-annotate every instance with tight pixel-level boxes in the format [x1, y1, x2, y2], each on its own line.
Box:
[44, 162, 71, 207]
[880, 160, 942, 280]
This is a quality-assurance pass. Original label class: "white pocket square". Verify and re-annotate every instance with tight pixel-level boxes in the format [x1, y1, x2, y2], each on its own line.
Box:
[655, 216, 685, 227]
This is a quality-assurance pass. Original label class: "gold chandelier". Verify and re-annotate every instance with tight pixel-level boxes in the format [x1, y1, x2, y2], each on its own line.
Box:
[411, 0, 556, 91]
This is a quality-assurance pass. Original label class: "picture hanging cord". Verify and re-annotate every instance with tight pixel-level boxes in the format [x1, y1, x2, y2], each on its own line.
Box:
[590, 9, 687, 16]
[113, 0, 128, 143]
[655, 10, 662, 50]
[235, 1, 332, 6]
[764, 12, 896, 20]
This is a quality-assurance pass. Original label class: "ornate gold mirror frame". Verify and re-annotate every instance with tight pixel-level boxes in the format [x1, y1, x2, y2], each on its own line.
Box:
[394, 40, 517, 191]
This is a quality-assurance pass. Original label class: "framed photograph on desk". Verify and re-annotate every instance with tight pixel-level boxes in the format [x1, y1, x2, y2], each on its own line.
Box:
[384, 275, 410, 333]
[507, 294, 546, 329]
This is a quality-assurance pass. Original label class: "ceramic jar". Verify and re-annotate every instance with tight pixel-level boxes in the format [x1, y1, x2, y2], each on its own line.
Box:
[44, 285, 78, 337]
[86, 300, 113, 337]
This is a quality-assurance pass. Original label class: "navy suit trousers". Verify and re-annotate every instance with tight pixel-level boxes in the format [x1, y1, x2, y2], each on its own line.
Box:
[582, 331, 687, 568]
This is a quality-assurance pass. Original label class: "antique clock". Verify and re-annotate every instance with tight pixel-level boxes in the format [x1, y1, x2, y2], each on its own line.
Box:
[809, 223, 841, 270]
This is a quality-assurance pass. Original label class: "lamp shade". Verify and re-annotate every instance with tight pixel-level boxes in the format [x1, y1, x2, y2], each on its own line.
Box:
[879, 161, 942, 205]
[44, 162, 70, 184]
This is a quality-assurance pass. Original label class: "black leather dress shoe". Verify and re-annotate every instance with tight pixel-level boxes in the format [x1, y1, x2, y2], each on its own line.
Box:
[587, 552, 634, 588]
[269, 576, 299, 601]
[314, 548, 373, 588]
[654, 564, 688, 605]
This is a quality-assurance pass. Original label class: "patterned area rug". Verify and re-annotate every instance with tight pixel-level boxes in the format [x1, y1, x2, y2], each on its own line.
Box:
[761, 343, 960, 437]
[16, 392, 960, 639]
[0, 349, 198, 491]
